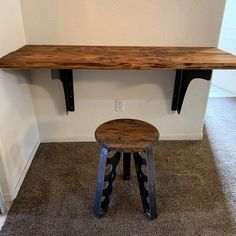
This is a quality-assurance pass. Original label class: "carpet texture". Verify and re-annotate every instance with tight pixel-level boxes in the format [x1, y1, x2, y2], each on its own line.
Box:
[1, 98, 236, 235]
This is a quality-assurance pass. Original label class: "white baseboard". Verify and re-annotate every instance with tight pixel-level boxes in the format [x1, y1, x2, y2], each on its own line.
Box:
[41, 132, 203, 143]
[0, 201, 12, 230]
[3, 139, 40, 201]
[160, 132, 203, 140]
[41, 135, 96, 143]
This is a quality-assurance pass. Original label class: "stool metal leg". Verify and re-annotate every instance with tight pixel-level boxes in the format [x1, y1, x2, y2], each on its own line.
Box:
[123, 152, 131, 180]
[146, 148, 157, 219]
[133, 149, 157, 220]
[93, 147, 121, 218]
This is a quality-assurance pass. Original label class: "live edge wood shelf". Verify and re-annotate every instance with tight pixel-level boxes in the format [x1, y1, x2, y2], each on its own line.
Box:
[1, 45, 236, 114]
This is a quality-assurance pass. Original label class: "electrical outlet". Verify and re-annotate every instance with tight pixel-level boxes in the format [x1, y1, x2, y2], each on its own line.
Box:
[115, 99, 125, 112]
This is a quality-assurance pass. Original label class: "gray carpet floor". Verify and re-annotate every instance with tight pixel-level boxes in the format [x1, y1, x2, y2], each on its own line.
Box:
[1, 98, 236, 236]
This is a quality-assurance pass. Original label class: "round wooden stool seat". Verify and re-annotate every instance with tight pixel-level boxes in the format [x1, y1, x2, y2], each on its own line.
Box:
[95, 119, 159, 152]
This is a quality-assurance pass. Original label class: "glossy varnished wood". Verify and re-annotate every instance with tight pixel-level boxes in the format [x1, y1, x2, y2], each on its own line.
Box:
[1, 45, 236, 69]
[95, 119, 159, 152]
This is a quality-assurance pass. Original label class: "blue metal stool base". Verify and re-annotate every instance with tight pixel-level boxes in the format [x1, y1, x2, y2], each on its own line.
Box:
[93, 148, 157, 220]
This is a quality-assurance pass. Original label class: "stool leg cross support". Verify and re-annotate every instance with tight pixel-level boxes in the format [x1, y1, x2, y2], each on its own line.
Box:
[123, 152, 131, 180]
[93, 148, 157, 220]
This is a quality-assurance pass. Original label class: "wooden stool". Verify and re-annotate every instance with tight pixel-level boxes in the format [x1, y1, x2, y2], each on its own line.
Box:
[93, 119, 159, 220]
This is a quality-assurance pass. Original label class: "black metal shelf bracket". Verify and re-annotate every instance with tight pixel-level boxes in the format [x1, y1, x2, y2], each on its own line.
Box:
[51, 69, 75, 113]
[50, 69, 211, 115]
[171, 69, 212, 114]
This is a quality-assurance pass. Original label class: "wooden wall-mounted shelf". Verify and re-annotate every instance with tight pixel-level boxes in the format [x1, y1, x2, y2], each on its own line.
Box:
[1, 45, 236, 114]
[1, 45, 236, 69]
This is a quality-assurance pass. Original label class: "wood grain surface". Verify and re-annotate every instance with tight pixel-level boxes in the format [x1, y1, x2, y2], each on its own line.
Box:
[1, 45, 236, 69]
[95, 119, 159, 152]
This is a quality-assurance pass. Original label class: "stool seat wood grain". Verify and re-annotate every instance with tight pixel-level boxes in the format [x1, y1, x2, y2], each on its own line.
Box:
[95, 119, 159, 152]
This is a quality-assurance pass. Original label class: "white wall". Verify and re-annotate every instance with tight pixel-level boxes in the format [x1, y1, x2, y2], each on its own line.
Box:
[21, 0, 224, 47]
[0, 0, 40, 201]
[212, 0, 236, 94]
[20, 0, 226, 141]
